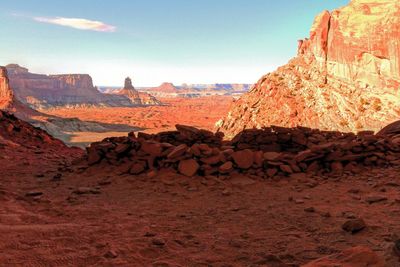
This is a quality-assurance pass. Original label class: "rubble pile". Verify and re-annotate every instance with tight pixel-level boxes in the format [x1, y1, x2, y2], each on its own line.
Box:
[86, 124, 400, 177]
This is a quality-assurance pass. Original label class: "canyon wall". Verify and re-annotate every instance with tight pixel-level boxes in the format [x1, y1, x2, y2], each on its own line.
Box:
[218, 0, 400, 137]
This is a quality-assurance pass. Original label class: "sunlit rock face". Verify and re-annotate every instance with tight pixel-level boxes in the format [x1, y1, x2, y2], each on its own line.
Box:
[218, 0, 400, 137]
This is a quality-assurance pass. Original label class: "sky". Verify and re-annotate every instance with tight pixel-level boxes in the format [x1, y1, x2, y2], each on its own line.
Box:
[0, 0, 349, 87]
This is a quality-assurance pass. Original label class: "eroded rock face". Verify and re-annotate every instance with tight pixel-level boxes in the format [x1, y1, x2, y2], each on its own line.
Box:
[6, 64, 151, 109]
[219, 0, 400, 138]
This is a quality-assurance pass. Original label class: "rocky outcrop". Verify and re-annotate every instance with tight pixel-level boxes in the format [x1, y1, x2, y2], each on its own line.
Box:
[6, 64, 148, 109]
[115, 77, 162, 105]
[218, 0, 400, 137]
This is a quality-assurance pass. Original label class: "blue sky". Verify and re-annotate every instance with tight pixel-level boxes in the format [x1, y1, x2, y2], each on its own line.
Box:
[0, 0, 349, 86]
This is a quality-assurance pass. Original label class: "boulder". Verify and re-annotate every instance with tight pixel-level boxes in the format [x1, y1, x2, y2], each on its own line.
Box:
[178, 159, 199, 177]
[232, 149, 254, 169]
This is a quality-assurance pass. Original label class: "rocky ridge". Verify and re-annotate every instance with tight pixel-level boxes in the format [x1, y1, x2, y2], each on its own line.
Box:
[218, 0, 400, 138]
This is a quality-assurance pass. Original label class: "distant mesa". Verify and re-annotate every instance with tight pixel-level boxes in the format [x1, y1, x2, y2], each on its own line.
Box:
[140, 82, 251, 98]
[218, 0, 400, 137]
[5, 64, 162, 109]
[151, 82, 180, 93]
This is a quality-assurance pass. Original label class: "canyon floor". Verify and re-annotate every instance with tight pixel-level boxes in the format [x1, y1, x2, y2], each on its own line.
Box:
[44, 96, 232, 147]
[1, 141, 399, 266]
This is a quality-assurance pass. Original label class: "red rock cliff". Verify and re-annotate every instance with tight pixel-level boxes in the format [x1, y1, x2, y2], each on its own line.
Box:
[218, 0, 400, 137]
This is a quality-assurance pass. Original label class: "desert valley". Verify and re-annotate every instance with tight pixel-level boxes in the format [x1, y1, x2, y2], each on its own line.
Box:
[1, 0, 400, 266]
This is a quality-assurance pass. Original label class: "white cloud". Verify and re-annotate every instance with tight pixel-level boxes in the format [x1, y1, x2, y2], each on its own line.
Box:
[33, 17, 116, 32]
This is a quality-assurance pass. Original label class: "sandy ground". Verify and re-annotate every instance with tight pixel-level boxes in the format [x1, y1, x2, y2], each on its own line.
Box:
[44, 97, 233, 146]
[1, 143, 400, 266]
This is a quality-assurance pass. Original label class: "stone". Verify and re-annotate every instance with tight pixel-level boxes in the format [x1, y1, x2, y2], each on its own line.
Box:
[73, 187, 100, 195]
[219, 161, 233, 173]
[342, 218, 366, 234]
[167, 144, 188, 159]
[104, 250, 118, 259]
[152, 238, 166, 246]
[87, 147, 102, 165]
[254, 151, 264, 166]
[178, 159, 199, 177]
[130, 162, 146, 175]
[304, 207, 315, 213]
[279, 164, 293, 174]
[114, 143, 130, 155]
[365, 195, 388, 204]
[141, 142, 163, 157]
[263, 152, 281, 161]
[200, 154, 221, 165]
[232, 149, 254, 169]
[25, 191, 43, 197]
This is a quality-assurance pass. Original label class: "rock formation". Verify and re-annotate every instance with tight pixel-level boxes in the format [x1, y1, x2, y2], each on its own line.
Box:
[6, 64, 148, 109]
[0, 66, 41, 119]
[0, 67, 14, 109]
[115, 77, 161, 105]
[218, 0, 400, 138]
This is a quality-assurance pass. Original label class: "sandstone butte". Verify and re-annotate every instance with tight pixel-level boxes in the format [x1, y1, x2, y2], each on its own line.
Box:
[115, 77, 161, 105]
[218, 0, 400, 138]
[5, 64, 161, 109]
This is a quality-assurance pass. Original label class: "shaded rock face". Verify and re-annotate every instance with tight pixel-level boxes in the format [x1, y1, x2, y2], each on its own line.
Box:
[116, 77, 161, 106]
[218, 0, 400, 138]
[6, 64, 143, 109]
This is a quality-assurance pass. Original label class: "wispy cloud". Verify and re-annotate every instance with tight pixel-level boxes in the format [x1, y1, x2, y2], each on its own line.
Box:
[33, 17, 116, 32]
